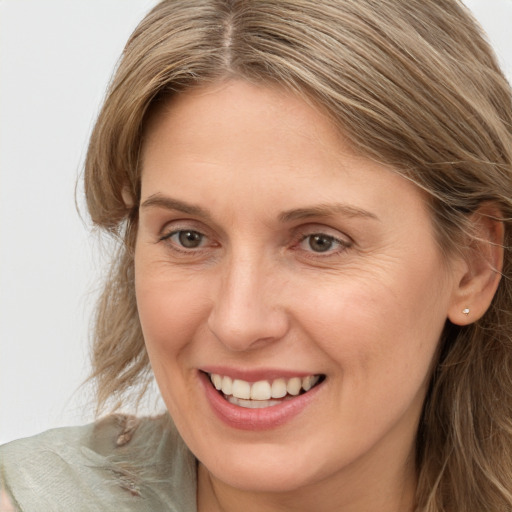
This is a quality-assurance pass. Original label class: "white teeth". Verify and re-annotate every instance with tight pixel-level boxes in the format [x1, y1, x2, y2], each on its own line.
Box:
[271, 378, 287, 399]
[302, 375, 320, 391]
[221, 376, 232, 395]
[250, 380, 272, 400]
[232, 379, 251, 399]
[209, 373, 321, 401]
[228, 396, 283, 408]
[286, 377, 302, 396]
[211, 374, 222, 390]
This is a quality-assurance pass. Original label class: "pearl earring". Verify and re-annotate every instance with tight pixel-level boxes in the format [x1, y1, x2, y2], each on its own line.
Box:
[462, 308, 470, 316]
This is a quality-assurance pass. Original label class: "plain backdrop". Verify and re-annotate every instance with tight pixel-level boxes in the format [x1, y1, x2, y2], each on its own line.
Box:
[1, 0, 511, 444]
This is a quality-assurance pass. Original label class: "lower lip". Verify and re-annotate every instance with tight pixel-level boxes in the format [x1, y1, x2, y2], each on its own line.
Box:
[199, 372, 323, 431]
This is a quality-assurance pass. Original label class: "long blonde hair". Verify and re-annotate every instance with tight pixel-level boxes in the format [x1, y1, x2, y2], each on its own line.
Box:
[84, 1, 512, 509]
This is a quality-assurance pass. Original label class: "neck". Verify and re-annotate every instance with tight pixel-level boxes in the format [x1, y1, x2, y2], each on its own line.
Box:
[197, 452, 417, 512]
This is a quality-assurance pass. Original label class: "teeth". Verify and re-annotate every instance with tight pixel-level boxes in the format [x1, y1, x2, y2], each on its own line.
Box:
[221, 376, 232, 395]
[211, 374, 222, 390]
[232, 379, 251, 399]
[302, 375, 314, 391]
[271, 378, 287, 399]
[209, 373, 321, 401]
[250, 380, 272, 400]
[228, 396, 283, 408]
[286, 377, 302, 396]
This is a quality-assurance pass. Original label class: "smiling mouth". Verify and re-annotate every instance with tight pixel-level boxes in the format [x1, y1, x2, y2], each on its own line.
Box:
[207, 373, 326, 409]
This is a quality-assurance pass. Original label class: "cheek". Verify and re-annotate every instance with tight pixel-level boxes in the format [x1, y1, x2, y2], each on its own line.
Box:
[134, 263, 210, 418]
[134, 258, 210, 358]
[294, 261, 449, 393]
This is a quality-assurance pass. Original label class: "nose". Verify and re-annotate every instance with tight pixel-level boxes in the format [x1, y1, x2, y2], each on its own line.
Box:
[207, 252, 290, 351]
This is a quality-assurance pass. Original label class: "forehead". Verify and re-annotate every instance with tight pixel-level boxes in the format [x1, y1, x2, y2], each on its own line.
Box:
[139, 80, 429, 227]
[142, 80, 345, 162]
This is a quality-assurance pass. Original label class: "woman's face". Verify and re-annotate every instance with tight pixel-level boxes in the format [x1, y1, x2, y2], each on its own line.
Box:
[135, 81, 460, 497]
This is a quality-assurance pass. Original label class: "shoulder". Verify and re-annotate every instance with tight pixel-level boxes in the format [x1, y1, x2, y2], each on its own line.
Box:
[0, 414, 197, 512]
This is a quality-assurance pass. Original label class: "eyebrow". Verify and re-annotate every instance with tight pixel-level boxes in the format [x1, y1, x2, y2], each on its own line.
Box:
[141, 193, 379, 223]
[278, 204, 379, 223]
[141, 194, 214, 221]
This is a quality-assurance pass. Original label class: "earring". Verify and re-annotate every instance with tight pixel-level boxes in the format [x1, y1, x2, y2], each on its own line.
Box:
[462, 308, 470, 316]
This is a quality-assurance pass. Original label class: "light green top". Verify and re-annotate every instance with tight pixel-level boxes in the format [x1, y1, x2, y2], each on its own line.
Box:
[0, 414, 197, 512]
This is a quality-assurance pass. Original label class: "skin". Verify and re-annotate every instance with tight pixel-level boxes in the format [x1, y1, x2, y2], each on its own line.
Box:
[0, 491, 15, 512]
[134, 80, 468, 512]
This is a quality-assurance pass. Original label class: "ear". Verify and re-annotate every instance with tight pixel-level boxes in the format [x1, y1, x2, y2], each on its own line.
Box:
[448, 204, 504, 326]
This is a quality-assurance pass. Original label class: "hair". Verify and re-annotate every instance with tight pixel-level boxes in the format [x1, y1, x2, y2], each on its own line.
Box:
[84, 1, 512, 510]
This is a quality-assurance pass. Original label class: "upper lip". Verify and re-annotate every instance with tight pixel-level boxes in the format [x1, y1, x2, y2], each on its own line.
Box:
[200, 366, 322, 382]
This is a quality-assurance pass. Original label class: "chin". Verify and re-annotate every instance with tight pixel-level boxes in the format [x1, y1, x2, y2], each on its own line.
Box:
[196, 439, 335, 494]
[209, 461, 317, 493]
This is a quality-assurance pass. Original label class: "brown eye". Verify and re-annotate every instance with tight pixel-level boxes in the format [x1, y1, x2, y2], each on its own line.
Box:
[307, 234, 336, 252]
[177, 230, 204, 248]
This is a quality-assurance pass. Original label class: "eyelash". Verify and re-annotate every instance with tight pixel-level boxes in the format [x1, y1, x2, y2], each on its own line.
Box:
[159, 226, 352, 258]
[295, 232, 352, 256]
[159, 228, 213, 253]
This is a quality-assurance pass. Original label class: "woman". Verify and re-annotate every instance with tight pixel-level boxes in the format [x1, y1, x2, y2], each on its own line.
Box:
[2, 1, 512, 511]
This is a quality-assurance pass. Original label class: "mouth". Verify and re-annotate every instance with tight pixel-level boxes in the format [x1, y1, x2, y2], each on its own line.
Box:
[206, 372, 326, 409]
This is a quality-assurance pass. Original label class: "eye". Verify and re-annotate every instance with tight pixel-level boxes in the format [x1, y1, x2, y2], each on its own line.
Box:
[304, 234, 336, 252]
[162, 229, 207, 249]
[298, 232, 351, 254]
